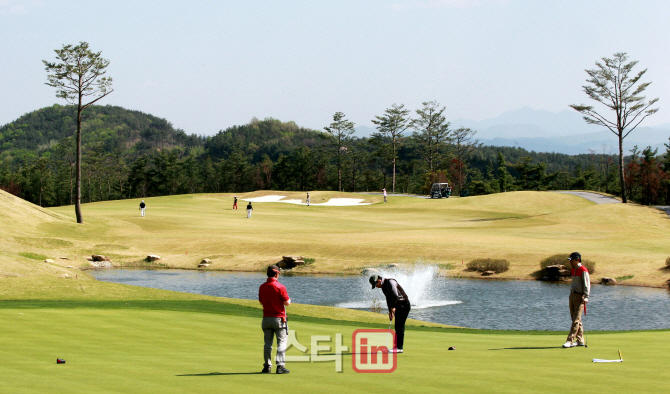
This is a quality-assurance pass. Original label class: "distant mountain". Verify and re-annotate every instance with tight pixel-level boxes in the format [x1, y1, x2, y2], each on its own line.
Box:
[452, 107, 594, 138]
[356, 106, 670, 154]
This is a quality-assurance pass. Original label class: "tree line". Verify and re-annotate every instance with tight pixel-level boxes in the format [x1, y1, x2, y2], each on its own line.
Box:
[2, 105, 670, 207]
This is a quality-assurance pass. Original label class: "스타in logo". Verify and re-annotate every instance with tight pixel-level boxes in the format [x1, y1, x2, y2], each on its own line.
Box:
[351, 329, 397, 373]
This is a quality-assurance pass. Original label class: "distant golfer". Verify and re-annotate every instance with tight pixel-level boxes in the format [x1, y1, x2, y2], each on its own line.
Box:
[306, 192, 310, 207]
[563, 252, 590, 348]
[246, 202, 253, 218]
[383, 188, 387, 203]
[139, 200, 146, 217]
[233, 196, 238, 210]
[369, 274, 410, 353]
[259, 265, 291, 374]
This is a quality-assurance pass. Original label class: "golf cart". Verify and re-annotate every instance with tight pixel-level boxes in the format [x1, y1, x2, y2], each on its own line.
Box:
[430, 183, 452, 199]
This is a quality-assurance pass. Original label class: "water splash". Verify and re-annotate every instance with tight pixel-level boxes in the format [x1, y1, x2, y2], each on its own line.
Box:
[335, 264, 462, 310]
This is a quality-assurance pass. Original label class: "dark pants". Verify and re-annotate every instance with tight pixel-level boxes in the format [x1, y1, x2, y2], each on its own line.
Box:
[394, 300, 411, 350]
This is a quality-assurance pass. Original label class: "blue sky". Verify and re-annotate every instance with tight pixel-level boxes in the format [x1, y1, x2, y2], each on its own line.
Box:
[1, 0, 668, 135]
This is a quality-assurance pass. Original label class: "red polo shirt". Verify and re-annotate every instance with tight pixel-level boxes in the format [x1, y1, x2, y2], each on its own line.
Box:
[259, 278, 289, 318]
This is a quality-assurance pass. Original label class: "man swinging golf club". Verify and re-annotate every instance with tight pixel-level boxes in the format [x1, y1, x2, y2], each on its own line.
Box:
[259, 265, 291, 374]
[563, 252, 590, 348]
[369, 274, 411, 353]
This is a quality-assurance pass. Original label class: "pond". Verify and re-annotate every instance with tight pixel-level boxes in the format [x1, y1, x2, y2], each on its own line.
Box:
[91, 266, 670, 331]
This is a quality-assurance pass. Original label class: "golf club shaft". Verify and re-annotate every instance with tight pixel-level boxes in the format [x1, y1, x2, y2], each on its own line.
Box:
[385, 320, 392, 349]
[583, 304, 587, 347]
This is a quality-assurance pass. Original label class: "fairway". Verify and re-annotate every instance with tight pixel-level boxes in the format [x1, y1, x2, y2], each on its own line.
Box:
[26, 189, 670, 287]
[2, 302, 669, 394]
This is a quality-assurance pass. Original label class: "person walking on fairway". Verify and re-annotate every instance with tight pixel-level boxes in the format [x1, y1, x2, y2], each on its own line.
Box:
[369, 274, 410, 353]
[139, 200, 146, 217]
[563, 252, 590, 348]
[259, 265, 291, 374]
[383, 188, 387, 203]
[246, 202, 253, 218]
[233, 196, 238, 210]
[306, 192, 310, 207]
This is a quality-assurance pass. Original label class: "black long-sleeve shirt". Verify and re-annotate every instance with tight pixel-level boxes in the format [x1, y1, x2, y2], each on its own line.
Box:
[381, 278, 409, 309]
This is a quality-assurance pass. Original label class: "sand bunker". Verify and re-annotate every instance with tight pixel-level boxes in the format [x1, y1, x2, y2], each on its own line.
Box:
[242, 195, 371, 206]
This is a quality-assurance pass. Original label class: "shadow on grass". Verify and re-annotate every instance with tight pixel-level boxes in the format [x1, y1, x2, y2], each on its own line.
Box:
[177, 372, 264, 376]
[489, 346, 563, 350]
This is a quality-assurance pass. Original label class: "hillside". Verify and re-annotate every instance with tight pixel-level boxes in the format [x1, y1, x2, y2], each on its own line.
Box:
[0, 104, 204, 165]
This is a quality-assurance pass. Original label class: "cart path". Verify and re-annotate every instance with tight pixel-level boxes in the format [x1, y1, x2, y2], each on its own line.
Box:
[552, 191, 622, 204]
[655, 206, 670, 218]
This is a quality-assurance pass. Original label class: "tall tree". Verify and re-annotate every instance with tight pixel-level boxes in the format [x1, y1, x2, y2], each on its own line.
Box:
[324, 112, 355, 191]
[371, 104, 411, 193]
[43, 42, 113, 222]
[497, 152, 513, 192]
[570, 52, 659, 203]
[411, 101, 451, 172]
[451, 127, 480, 194]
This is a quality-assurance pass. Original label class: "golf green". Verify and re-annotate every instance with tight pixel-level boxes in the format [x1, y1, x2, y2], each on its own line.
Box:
[1, 302, 668, 393]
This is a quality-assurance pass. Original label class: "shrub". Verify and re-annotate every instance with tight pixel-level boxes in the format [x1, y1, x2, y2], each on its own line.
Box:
[582, 260, 596, 274]
[539, 254, 596, 274]
[466, 258, 510, 273]
[304, 258, 316, 265]
[539, 254, 567, 270]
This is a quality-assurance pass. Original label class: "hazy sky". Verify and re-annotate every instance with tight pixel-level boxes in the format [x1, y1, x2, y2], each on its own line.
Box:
[1, 0, 669, 135]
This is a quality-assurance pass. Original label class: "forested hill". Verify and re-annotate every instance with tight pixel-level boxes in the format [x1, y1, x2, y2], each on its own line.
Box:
[204, 117, 327, 162]
[0, 104, 203, 164]
[0, 105, 329, 165]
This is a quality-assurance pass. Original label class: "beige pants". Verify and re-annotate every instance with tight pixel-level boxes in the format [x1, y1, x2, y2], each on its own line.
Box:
[567, 292, 585, 343]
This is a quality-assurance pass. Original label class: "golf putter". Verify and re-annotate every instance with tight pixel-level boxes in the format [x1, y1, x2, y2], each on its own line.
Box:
[284, 305, 289, 334]
[583, 304, 588, 348]
[385, 320, 392, 350]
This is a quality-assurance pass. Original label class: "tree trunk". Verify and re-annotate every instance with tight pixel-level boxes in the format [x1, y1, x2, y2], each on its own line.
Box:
[618, 134, 627, 203]
[337, 151, 342, 192]
[392, 138, 396, 193]
[75, 105, 83, 223]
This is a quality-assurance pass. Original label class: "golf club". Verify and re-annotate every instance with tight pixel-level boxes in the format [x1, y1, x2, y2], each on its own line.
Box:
[284, 305, 289, 334]
[583, 304, 588, 348]
[385, 319, 392, 350]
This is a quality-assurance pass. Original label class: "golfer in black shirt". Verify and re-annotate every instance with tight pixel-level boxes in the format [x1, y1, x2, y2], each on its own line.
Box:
[246, 202, 253, 218]
[369, 274, 411, 353]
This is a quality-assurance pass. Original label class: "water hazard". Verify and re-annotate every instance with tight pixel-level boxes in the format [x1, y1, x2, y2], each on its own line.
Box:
[91, 266, 670, 331]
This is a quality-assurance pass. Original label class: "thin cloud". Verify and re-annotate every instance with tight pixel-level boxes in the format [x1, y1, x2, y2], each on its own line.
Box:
[391, 0, 510, 11]
[0, 0, 40, 16]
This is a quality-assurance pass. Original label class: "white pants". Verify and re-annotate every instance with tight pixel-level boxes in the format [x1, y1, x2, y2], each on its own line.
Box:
[247, 209, 252, 218]
[141, 208, 146, 217]
[307, 199, 310, 206]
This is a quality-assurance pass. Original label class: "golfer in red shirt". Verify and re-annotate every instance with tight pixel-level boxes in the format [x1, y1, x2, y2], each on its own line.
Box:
[259, 265, 291, 374]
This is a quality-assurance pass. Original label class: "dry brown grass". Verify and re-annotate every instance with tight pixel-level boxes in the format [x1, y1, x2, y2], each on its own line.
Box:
[3, 189, 670, 288]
